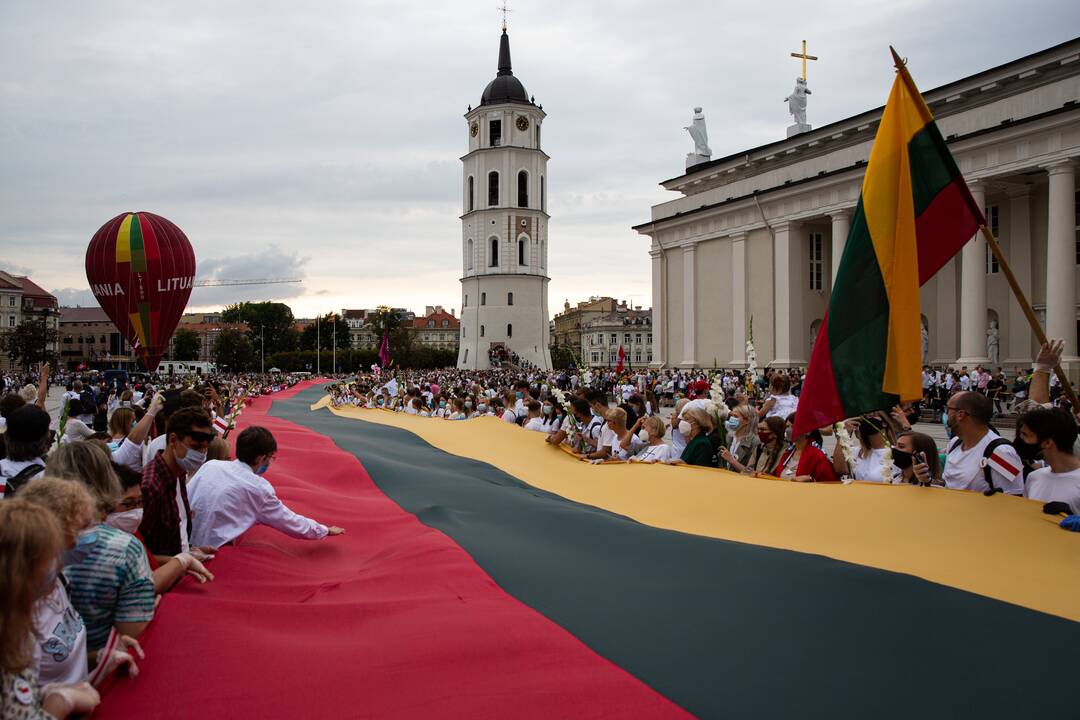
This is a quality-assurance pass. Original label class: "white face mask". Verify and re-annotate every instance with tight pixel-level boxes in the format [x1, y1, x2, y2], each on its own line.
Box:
[177, 446, 207, 474]
[678, 420, 693, 436]
[105, 508, 143, 534]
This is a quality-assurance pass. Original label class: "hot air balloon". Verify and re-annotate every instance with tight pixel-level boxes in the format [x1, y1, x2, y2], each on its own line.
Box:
[85, 212, 195, 372]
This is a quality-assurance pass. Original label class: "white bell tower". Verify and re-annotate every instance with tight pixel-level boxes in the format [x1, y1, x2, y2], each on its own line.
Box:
[458, 26, 552, 370]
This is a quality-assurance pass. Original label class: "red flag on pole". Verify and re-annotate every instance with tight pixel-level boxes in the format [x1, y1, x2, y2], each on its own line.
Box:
[377, 331, 391, 369]
[615, 345, 625, 374]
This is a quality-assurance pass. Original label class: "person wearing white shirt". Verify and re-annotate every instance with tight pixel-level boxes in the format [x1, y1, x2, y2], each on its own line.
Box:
[187, 426, 344, 549]
[942, 391, 1024, 494]
[1018, 407, 1080, 514]
[522, 401, 547, 432]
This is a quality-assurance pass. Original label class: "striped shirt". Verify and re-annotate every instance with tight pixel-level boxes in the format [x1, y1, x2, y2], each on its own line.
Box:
[61, 524, 155, 651]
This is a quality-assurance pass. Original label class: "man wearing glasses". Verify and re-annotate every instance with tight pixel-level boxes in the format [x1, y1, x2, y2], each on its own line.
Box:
[138, 407, 216, 562]
[187, 426, 345, 549]
[942, 391, 1024, 495]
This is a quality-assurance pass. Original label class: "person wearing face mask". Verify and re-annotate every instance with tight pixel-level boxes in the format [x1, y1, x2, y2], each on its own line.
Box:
[187, 426, 345, 549]
[670, 407, 716, 467]
[523, 401, 547, 432]
[109, 463, 214, 594]
[831, 416, 891, 482]
[0, 499, 102, 719]
[669, 398, 690, 458]
[725, 415, 786, 475]
[630, 416, 672, 463]
[137, 407, 215, 559]
[18, 478, 147, 685]
[718, 405, 760, 471]
[1018, 408, 1080, 514]
[942, 391, 1024, 495]
[41, 444, 158, 654]
[893, 432, 941, 486]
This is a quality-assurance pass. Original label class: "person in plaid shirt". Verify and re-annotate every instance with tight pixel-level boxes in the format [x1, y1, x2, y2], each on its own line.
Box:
[137, 408, 215, 560]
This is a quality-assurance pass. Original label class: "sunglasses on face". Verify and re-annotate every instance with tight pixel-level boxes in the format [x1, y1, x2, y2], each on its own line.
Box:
[185, 430, 215, 443]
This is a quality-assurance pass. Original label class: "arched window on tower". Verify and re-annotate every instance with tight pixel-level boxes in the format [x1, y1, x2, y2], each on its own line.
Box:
[480, 325, 485, 337]
[488, 237, 498, 267]
[540, 239, 545, 269]
[517, 170, 528, 208]
[507, 323, 513, 338]
[468, 176, 474, 212]
[481, 292, 487, 305]
[540, 176, 545, 212]
[467, 239, 473, 270]
[536, 123, 541, 149]
[507, 292, 514, 306]
[488, 171, 499, 206]
[518, 237, 526, 266]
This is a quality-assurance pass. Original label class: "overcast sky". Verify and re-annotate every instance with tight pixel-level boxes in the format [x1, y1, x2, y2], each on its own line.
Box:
[2, 1, 1077, 319]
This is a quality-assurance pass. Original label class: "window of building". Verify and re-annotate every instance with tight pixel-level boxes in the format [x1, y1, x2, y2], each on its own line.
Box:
[591, 352, 599, 363]
[467, 239, 473, 270]
[463, 348, 468, 364]
[539, 239, 544, 269]
[427, 320, 435, 328]
[7, 316, 14, 328]
[596, 333, 603, 345]
[536, 123, 541, 149]
[1073, 189, 1079, 264]
[986, 204, 1000, 274]
[488, 171, 499, 206]
[518, 237, 526, 265]
[507, 292, 514, 306]
[506, 323, 512, 338]
[647, 333, 653, 344]
[468, 176, 474, 212]
[809, 232, 824, 290]
[647, 352, 653, 362]
[488, 237, 498, 267]
[480, 325, 485, 337]
[624, 333, 631, 344]
[610, 333, 617, 345]
[481, 292, 487, 305]
[634, 352, 642, 362]
[441, 319, 449, 327]
[6, 296, 13, 307]
[464, 295, 468, 307]
[517, 170, 528, 207]
[489, 119, 501, 147]
[609, 351, 617, 362]
[635, 333, 641, 344]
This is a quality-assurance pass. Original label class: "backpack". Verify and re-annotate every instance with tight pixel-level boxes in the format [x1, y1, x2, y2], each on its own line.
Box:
[947, 436, 1013, 496]
[3, 462, 45, 498]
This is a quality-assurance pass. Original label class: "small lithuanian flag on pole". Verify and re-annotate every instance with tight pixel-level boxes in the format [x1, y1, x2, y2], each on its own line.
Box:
[794, 48, 985, 435]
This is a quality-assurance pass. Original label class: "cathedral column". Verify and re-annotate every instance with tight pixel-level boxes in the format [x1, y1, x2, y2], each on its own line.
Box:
[828, 209, 851, 283]
[956, 182, 989, 366]
[730, 233, 747, 366]
[680, 241, 698, 367]
[1005, 188, 1033, 365]
[772, 221, 806, 367]
[1044, 160, 1079, 366]
[650, 249, 665, 367]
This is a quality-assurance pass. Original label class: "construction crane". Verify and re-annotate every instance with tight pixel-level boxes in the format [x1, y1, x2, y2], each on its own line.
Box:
[194, 278, 302, 287]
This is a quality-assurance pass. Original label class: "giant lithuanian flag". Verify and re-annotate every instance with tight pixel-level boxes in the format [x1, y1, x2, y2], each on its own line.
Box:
[794, 49, 985, 435]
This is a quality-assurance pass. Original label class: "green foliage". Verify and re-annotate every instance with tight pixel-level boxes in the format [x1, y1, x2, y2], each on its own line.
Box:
[221, 301, 298, 354]
[212, 328, 256, 371]
[299, 314, 351, 351]
[550, 344, 575, 370]
[1, 318, 58, 370]
[172, 328, 201, 361]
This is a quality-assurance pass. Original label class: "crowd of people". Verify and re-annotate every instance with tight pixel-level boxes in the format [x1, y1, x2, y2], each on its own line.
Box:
[0, 367, 344, 717]
[3, 341, 1080, 716]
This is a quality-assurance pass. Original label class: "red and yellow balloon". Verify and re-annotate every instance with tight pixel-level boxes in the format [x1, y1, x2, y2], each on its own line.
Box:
[85, 212, 195, 371]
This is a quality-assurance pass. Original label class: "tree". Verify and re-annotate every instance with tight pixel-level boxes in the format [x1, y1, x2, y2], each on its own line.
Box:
[299, 313, 350, 351]
[212, 328, 256, 371]
[221, 301, 298, 354]
[172, 328, 201, 361]
[1, 318, 58, 370]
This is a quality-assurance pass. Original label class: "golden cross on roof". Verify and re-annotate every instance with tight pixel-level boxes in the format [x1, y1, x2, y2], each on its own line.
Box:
[790, 39, 818, 82]
[497, 1, 511, 31]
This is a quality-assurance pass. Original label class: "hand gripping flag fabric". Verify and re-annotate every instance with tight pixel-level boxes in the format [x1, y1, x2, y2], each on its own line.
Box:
[794, 50, 984, 436]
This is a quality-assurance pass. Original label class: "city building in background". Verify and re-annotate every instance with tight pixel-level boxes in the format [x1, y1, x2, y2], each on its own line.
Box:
[1, 270, 60, 371]
[580, 302, 653, 368]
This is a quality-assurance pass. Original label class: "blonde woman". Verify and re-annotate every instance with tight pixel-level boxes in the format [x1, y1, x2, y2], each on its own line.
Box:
[630, 416, 672, 463]
[0, 499, 101, 718]
[718, 405, 761, 471]
[605, 407, 645, 460]
[19, 478, 144, 685]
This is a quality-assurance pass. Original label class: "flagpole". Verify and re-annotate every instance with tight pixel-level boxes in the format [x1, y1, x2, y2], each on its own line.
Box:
[981, 224, 1079, 409]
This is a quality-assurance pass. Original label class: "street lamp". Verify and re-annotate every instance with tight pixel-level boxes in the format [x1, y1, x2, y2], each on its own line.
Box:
[260, 324, 265, 375]
[332, 314, 337, 375]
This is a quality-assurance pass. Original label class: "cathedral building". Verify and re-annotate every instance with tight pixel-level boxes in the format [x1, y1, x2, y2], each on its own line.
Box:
[635, 38, 1080, 374]
[457, 27, 552, 370]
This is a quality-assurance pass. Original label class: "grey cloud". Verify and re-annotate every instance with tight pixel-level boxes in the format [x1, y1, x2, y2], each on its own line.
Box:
[189, 244, 310, 307]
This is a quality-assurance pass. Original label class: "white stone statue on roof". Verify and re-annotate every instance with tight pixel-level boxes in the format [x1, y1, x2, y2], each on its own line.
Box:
[785, 77, 811, 131]
[684, 107, 712, 169]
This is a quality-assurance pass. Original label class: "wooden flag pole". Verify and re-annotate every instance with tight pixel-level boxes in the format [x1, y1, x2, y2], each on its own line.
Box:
[980, 224, 1080, 409]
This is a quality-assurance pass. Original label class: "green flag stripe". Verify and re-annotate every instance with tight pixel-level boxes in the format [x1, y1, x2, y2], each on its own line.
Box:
[130, 213, 147, 273]
[909, 121, 962, 217]
[827, 199, 896, 415]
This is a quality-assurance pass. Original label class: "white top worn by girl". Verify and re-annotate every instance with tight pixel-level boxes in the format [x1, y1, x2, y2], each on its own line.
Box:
[765, 393, 799, 419]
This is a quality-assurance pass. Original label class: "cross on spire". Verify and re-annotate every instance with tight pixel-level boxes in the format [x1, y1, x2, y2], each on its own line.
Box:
[497, 1, 511, 31]
[790, 39, 818, 82]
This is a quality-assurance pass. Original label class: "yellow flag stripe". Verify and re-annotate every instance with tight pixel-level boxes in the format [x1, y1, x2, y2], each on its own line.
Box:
[115, 213, 133, 264]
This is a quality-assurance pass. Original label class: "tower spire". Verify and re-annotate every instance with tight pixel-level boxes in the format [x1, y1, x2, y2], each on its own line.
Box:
[497, 21, 513, 76]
